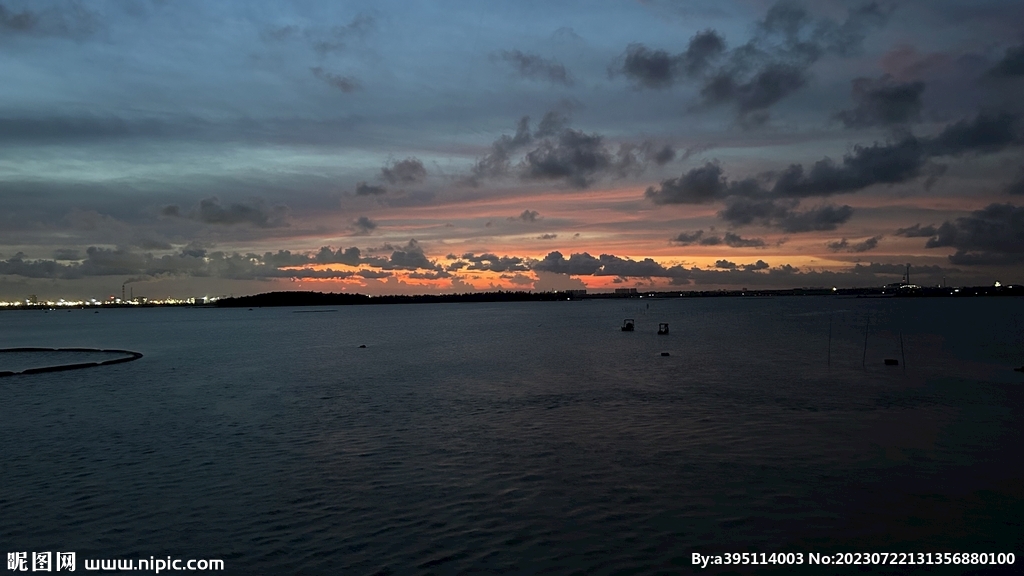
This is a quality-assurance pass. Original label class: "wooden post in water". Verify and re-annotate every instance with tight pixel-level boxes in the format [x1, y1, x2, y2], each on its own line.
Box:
[827, 314, 832, 371]
[900, 331, 906, 373]
[862, 317, 870, 369]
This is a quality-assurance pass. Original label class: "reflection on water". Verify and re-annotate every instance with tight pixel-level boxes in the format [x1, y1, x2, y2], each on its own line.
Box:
[1, 298, 1022, 573]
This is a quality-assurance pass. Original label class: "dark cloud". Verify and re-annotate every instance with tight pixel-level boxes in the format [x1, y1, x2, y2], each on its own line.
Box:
[826, 235, 881, 252]
[614, 30, 726, 89]
[458, 253, 530, 273]
[355, 182, 387, 196]
[722, 232, 767, 248]
[468, 113, 670, 188]
[925, 112, 1022, 156]
[352, 216, 377, 235]
[895, 223, 938, 237]
[700, 63, 808, 115]
[494, 50, 574, 86]
[52, 249, 81, 261]
[466, 116, 533, 184]
[835, 75, 925, 128]
[532, 251, 603, 276]
[988, 43, 1024, 77]
[921, 203, 1024, 265]
[1006, 170, 1024, 195]
[514, 210, 539, 222]
[720, 198, 853, 232]
[743, 260, 770, 271]
[715, 259, 737, 269]
[615, 1, 891, 122]
[384, 239, 436, 270]
[670, 230, 767, 247]
[380, 157, 427, 185]
[357, 269, 391, 279]
[521, 129, 612, 188]
[650, 111, 1023, 229]
[614, 142, 679, 177]
[645, 162, 730, 204]
[0, 1, 97, 38]
[407, 270, 452, 280]
[310, 67, 360, 93]
[162, 197, 289, 228]
[537, 233, 558, 240]
[670, 230, 706, 245]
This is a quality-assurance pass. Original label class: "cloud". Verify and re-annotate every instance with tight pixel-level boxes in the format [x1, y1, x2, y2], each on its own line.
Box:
[52, 249, 81, 261]
[380, 157, 427, 185]
[895, 223, 937, 237]
[352, 216, 377, 235]
[514, 209, 539, 222]
[1006, 170, 1024, 195]
[0, 1, 97, 38]
[920, 203, 1024, 264]
[521, 129, 613, 188]
[670, 230, 766, 247]
[383, 239, 436, 270]
[494, 50, 574, 86]
[835, 75, 925, 128]
[355, 182, 387, 196]
[645, 162, 730, 204]
[720, 198, 853, 232]
[466, 116, 534, 184]
[161, 197, 288, 228]
[715, 259, 737, 269]
[613, 30, 726, 89]
[457, 253, 530, 273]
[310, 67, 360, 93]
[614, 2, 890, 121]
[826, 235, 881, 252]
[467, 112, 671, 188]
[988, 43, 1024, 77]
[537, 233, 558, 240]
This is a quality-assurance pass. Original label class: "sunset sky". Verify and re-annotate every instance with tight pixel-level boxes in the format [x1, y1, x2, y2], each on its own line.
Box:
[2, 0, 1023, 299]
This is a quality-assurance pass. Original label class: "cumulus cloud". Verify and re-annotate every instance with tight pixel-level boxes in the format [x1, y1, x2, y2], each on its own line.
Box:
[920, 203, 1024, 264]
[895, 223, 938, 237]
[521, 129, 613, 188]
[310, 67, 360, 93]
[614, 30, 726, 88]
[352, 216, 377, 235]
[613, 1, 891, 122]
[162, 197, 289, 228]
[494, 50, 574, 86]
[466, 113, 674, 188]
[0, 1, 97, 38]
[514, 210, 539, 222]
[988, 43, 1024, 77]
[456, 253, 530, 273]
[355, 182, 387, 196]
[380, 157, 427, 185]
[670, 230, 767, 247]
[826, 235, 881, 252]
[646, 111, 1023, 233]
[720, 198, 854, 232]
[835, 75, 925, 128]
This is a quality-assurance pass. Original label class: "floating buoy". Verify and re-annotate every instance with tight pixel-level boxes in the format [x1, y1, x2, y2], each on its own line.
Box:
[359, 344, 367, 348]
[661, 352, 670, 357]
[884, 358, 899, 366]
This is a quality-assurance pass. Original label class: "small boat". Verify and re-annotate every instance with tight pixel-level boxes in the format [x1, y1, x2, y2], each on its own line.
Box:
[621, 319, 635, 332]
[657, 323, 669, 335]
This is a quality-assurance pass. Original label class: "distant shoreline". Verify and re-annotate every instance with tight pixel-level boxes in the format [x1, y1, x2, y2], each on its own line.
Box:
[215, 285, 1023, 308]
[3, 285, 1021, 311]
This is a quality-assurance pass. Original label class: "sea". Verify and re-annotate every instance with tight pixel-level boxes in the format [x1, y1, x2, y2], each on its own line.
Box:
[1, 297, 1022, 574]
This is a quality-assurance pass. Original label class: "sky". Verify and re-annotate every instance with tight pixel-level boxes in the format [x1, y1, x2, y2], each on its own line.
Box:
[1, 0, 1023, 299]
